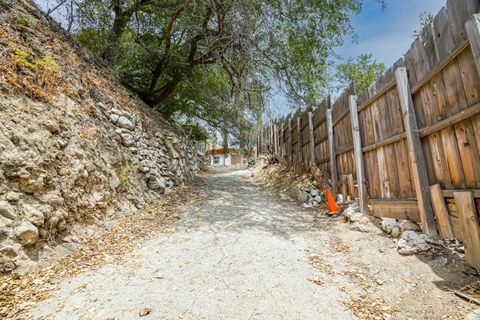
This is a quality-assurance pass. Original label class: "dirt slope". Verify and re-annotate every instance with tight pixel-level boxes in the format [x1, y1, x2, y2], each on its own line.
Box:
[0, 0, 199, 272]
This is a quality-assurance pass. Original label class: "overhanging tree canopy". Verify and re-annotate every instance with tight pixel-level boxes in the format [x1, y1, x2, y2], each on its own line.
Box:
[43, 0, 384, 150]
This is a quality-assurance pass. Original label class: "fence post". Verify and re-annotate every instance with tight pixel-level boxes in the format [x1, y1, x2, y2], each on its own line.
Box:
[308, 111, 316, 166]
[395, 67, 438, 238]
[279, 119, 285, 160]
[297, 117, 303, 167]
[273, 123, 278, 155]
[266, 124, 269, 153]
[270, 123, 273, 154]
[262, 126, 265, 154]
[256, 134, 259, 157]
[260, 126, 263, 154]
[288, 118, 293, 165]
[275, 121, 280, 157]
[466, 13, 480, 76]
[326, 108, 338, 194]
[349, 96, 368, 215]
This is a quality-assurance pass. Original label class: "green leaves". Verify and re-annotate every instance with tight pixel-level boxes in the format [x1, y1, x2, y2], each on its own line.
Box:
[335, 53, 385, 94]
[70, 0, 385, 150]
[181, 122, 209, 141]
[75, 28, 109, 58]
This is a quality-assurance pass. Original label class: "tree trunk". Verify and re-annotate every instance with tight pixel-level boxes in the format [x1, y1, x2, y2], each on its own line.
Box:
[102, 13, 131, 64]
[141, 77, 182, 108]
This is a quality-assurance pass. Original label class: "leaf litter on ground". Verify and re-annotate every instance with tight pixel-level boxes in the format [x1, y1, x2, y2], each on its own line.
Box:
[0, 186, 204, 319]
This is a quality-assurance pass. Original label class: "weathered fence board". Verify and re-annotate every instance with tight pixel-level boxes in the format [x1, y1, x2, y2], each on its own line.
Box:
[313, 98, 330, 164]
[258, 0, 480, 267]
[349, 95, 367, 214]
[332, 84, 356, 201]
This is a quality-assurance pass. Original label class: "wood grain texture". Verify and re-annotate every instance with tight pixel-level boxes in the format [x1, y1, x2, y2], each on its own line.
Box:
[349, 95, 368, 214]
[454, 191, 480, 269]
[258, 3, 480, 243]
[327, 108, 338, 194]
[395, 140, 415, 198]
[430, 184, 455, 239]
[428, 133, 453, 189]
[454, 119, 480, 188]
[440, 126, 466, 189]
[466, 13, 480, 76]
[370, 199, 420, 222]
[395, 67, 438, 237]
[307, 111, 315, 165]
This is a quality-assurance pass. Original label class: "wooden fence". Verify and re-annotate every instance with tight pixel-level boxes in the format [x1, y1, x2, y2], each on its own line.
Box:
[257, 0, 480, 269]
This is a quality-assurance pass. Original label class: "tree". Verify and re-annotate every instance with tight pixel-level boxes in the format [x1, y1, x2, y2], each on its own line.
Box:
[41, 0, 78, 32]
[181, 122, 209, 142]
[41, 0, 385, 150]
[72, 0, 379, 107]
[335, 53, 385, 94]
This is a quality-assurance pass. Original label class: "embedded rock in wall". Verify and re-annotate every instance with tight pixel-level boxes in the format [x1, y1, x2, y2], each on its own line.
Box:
[0, 0, 200, 271]
[0, 201, 16, 220]
[0, 92, 199, 270]
[15, 222, 39, 246]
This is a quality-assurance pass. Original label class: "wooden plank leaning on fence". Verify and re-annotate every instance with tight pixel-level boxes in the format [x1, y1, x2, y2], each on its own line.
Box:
[280, 121, 284, 159]
[273, 122, 278, 156]
[307, 111, 315, 166]
[326, 108, 337, 194]
[349, 95, 368, 215]
[286, 117, 293, 167]
[395, 67, 438, 238]
[429, 184, 454, 239]
[297, 117, 303, 170]
[454, 192, 480, 269]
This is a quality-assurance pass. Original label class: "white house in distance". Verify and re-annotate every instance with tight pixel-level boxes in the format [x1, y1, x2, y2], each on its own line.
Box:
[207, 147, 248, 166]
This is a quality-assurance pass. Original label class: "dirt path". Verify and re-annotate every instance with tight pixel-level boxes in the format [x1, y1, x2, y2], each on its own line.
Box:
[30, 167, 476, 319]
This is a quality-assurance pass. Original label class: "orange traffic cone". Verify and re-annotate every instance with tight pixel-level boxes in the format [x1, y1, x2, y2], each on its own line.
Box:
[326, 188, 339, 214]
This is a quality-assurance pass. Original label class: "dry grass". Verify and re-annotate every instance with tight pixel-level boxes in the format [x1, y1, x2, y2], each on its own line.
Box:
[341, 270, 373, 291]
[0, 3, 198, 318]
[0, 1, 151, 123]
[0, 27, 68, 102]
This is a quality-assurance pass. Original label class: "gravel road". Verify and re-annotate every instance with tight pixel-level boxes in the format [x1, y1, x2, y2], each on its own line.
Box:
[30, 167, 476, 320]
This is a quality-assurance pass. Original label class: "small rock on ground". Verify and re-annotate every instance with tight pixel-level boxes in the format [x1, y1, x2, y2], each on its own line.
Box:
[397, 230, 430, 255]
[139, 308, 152, 317]
[465, 308, 480, 320]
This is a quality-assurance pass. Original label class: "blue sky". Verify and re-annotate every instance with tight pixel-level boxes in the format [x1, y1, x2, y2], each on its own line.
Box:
[270, 0, 446, 117]
[337, 0, 444, 66]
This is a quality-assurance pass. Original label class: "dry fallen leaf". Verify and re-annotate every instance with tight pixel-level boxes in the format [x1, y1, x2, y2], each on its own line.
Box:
[308, 255, 334, 275]
[334, 243, 351, 253]
[343, 296, 397, 320]
[0, 187, 204, 319]
[308, 278, 324, 286]
[403, 278, 417, 287]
